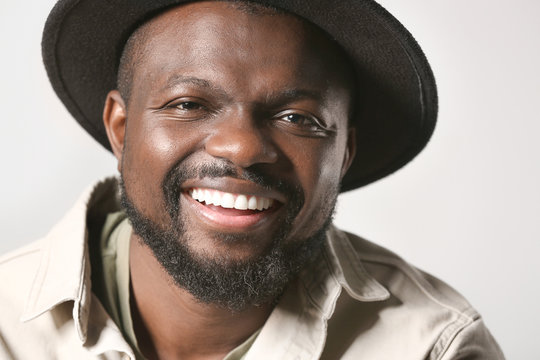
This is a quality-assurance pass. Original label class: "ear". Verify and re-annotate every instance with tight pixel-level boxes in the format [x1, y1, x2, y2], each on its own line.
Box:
[103, 90, 127, 172]
[340, 126, 357, 179]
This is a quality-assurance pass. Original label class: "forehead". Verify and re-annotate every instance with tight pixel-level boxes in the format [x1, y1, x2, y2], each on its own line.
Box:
[127, 1, 352, 95]
[137, 1, 335, 54]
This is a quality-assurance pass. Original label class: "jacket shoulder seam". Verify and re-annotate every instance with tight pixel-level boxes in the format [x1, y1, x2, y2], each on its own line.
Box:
[431, 317, 482, 360]
[358, 253, 479, 322]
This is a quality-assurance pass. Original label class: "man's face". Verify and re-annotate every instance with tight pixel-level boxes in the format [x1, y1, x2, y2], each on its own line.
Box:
[107, 1, 355, 308]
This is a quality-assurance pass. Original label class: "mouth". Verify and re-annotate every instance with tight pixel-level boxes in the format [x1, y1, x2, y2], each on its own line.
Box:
[188, 187, 275, 211]
[182, 187, 281, 231]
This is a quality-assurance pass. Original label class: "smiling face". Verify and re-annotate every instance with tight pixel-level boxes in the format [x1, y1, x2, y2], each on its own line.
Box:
[104, 1, 356, 308]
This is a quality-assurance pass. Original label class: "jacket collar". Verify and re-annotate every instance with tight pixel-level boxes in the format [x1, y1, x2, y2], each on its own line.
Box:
[20, 177, 120, 343]
[19, 177, 390, 357]
[295, 225, 390, 322]
[244, 227, 390, 360]
[324, 226, 390, 303]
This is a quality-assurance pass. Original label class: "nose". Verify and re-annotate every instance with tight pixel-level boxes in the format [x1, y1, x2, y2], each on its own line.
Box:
[204, 110, 278, 168]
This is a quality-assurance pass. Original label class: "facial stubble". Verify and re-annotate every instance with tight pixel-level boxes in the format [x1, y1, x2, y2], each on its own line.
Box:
[120, 161, 338, 311]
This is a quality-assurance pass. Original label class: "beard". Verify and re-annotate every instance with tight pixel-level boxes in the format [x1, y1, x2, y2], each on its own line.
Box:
[120, 161, 338, 311]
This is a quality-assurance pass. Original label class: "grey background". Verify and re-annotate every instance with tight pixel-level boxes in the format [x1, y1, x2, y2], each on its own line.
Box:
[1, 0, 539, 358]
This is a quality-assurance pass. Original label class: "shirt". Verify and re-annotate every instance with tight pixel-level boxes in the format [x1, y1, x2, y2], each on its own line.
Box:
[91, 212, 259, 360]
[0, 177, 505, 359]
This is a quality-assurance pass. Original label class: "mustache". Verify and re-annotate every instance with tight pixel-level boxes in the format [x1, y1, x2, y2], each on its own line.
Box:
[162, 161, 304, 218]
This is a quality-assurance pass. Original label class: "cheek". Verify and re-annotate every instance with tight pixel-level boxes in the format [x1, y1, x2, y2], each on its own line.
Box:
[288, 136, 346, 190]
[121, 117, 204, 220]
[280, 135, 345, 234]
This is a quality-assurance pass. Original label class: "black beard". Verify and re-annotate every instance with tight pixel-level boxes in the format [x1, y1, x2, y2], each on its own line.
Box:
[120, 161, 337, 311]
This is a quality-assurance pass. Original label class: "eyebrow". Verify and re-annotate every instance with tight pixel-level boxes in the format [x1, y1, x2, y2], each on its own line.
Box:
[263, 88, 324, 107]
[163, 74, 325, 106]
[162, 74, 229, 99]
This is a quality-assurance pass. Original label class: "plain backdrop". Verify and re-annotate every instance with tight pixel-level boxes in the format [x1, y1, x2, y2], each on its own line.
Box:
[1, 1, 539, 359]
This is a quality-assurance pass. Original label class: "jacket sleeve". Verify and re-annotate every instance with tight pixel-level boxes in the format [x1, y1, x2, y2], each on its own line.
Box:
[436, 318, 505, 360]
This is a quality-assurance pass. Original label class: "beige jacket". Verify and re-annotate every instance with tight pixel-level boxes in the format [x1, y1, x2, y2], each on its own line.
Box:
[0, 178, 504, 359]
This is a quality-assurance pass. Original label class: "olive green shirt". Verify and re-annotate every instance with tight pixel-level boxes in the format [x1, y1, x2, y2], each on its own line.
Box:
[92, 212, 258, 360]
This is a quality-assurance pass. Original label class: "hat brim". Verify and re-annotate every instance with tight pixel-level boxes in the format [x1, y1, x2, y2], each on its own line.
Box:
[42, 0, 437, 192]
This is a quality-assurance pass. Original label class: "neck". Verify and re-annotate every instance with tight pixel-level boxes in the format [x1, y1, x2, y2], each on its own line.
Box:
[129, 235, 273, 360]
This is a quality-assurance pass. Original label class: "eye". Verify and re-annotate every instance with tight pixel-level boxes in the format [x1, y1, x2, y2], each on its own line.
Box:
[157, 98, 213, 121]
[283, 113, 308, 124]
[273, 110, 334, 137]
[175, 101, 204, 111]
[277, 112, 323, 129]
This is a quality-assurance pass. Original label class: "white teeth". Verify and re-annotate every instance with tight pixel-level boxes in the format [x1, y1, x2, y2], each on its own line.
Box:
[221, 193, 235, 208]
[212, 191, 221, 206]
[204, 189, 212, 205]
[256, 198, 264, 211]
[247, 196, 257, 210]
[197, 189, 205, 202]
[234, 195, 248, 210]
[189, 188, 274, 211]
[200, 190, 205, 202]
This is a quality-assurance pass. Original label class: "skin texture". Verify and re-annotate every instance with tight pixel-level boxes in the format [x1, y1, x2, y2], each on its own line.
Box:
[103, 2, 356, 359]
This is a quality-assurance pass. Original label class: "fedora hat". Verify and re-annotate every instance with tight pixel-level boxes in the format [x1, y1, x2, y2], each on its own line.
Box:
[42, 0, 437, 192]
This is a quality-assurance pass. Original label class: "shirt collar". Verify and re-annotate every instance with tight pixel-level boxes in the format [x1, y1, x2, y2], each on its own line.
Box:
[244, 226, 389, 360]
[19, 177, 390, 359]
[324, 226, 390, 303]
[20, 177, 120, 344]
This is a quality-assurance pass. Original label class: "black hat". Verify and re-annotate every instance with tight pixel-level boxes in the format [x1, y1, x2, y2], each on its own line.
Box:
[42, 0, 437, 192]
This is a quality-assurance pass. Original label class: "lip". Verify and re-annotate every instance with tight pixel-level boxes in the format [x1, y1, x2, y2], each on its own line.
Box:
[180, 177, 285, 232]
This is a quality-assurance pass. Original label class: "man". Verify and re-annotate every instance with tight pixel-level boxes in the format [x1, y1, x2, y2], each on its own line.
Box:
[0, 0, 504, 359]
